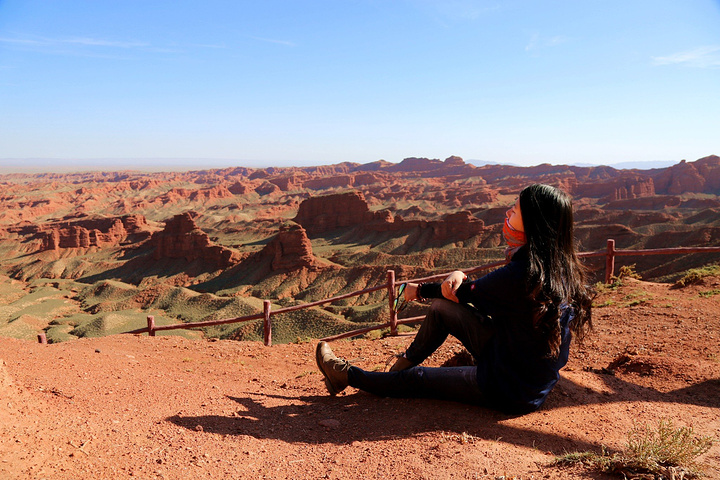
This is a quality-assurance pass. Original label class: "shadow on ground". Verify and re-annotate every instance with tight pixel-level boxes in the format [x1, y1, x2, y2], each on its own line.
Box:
[167, 372, 720, 456]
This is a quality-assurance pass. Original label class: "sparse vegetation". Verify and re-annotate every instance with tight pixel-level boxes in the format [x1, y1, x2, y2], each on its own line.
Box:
[617, 264, 642, 280]
[698, 289, 720, 298]
[593, 299, 615, 308]
[555, 419, 714, 478]
[596, 264, 642, 291]
[673, 264, 720, 288]
[440, 431, 481, 445]
[621, 292, 653, 307]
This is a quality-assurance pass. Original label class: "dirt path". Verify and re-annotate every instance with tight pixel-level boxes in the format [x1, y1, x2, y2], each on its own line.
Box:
[1, 277, 719, 479]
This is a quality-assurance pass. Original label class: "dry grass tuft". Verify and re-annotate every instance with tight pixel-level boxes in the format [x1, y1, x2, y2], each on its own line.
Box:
[673, 264, 720, 288]
[555, 419, 714, 479]
[440, 431, 481, 445]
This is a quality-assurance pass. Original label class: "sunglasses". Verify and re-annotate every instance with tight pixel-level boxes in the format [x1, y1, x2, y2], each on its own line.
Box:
[392, 283, 409, 313]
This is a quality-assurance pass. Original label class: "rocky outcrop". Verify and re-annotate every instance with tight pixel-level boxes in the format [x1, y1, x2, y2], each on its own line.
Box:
[268, 174, 308, 191]
[382, 156, 479, 178]
[352, 172, 388, 186]
[653, 156, 720, 195]
[261, 171, 390, 192]
[228, 182, 252, 195]
[383, 211, 487, 244]
[575, 175, 655, 202]
[150, 212, 240, 268]
[293, 191, 488, 245]
[255, 182, 281, 196]
[294, 191, 392, 235]
[188, 185, 234, 201]
[430, 211, 486, 241]
[575, 224, 639, 250]
[303, 175, 354, 190]
[604, 195, 681, 210]
[39, 215, 150, 251]
[261, 223, 317, 271]
[157, 186, 234, 204]
[120, 215, 149, 233]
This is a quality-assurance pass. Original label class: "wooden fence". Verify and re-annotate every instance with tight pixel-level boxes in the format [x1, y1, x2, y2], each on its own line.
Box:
[113, 239, 720, 346]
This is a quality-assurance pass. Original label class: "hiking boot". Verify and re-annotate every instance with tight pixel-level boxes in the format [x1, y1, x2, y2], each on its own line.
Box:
[316, 341, 351, 395]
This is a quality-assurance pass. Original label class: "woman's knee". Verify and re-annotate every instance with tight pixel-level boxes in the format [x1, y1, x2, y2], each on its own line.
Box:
[428, 298, 456, 314]
[428, 298, 469, 320]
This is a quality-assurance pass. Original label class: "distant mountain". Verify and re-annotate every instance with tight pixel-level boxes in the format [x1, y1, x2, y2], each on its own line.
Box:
[466, 159, 519, 167]
[0, 156, 708, 174]
[574, 160, 681, 170]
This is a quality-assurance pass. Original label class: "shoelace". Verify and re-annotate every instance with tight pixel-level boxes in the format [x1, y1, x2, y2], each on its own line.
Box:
[384, 352, 404, 372]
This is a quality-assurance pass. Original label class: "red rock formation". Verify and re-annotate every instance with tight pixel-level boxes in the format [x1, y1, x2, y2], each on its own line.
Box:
[430, 211, 486, 241]
[653, 156, 720, 195]
[268, 174, 308, 191]
[303, 175, 354, 190]
[293, 191, 489, 244]
[120, 215, 149, 233]
[255, 182, 281, 196]
[383, 211, 487, 244]
[188, 185, 233, 201]
[294, 191, 392, 235]
[352, 172, 387, 186]
[150, 212, 240, 268]
[444, 156, 465, 166]
[261, 223, 317, 271]
[228, 182, 252, 195]
[392, 157, 444, 173]
[157, 186, 234, 204]
[575, 224, 639, 250]
[458, 190, 497, 205]
[604, 196, 681, 210]
[39, 215, 150, 251]
[574, 175, 655, 202]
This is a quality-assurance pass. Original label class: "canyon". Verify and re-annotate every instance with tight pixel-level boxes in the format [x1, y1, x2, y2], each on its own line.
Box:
[1, 155, 719, 479]
[0, 155, 718, 344]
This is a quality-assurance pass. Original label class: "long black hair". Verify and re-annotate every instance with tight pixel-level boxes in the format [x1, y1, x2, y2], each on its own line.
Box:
[518, 184, 593, 356]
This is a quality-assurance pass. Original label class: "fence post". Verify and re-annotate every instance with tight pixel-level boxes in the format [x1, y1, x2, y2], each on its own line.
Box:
[263, 300, 272, 346]
[605, 239, 616, 284]
[388, 270, 397, 336]
[147, 315, 156, 336]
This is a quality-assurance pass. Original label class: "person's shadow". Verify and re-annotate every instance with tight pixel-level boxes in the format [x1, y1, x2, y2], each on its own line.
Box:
[168, 390, 602, 453]
[167, 371, 719, 456]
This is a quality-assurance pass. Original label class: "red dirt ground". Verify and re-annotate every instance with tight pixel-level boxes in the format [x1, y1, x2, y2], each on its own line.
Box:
[1, 277, 719, 479]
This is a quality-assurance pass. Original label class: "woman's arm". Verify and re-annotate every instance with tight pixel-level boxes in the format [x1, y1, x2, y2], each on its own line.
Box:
[404, 271, 468, 303]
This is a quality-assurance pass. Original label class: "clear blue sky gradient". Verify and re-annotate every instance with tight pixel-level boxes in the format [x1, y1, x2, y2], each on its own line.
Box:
[1, 0, 719, 171]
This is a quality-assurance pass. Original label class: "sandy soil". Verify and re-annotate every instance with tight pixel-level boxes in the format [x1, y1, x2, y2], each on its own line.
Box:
[1, 277, 719, 480]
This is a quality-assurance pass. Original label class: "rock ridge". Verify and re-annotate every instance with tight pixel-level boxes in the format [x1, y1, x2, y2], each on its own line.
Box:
[150, 212, 240, 268]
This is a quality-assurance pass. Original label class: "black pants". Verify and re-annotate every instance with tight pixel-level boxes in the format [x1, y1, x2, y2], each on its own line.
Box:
[347, 299, 496, 404]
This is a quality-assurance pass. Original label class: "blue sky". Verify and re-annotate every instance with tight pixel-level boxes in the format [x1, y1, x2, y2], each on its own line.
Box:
[1, 0, 719, 172]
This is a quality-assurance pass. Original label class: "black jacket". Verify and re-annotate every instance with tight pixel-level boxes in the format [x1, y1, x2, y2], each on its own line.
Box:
[420, 248, 572, 414]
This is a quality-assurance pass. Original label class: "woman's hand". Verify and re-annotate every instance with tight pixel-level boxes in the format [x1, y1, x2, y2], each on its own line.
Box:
[441, 271, 466, 303]
[404, 283, 420, 301]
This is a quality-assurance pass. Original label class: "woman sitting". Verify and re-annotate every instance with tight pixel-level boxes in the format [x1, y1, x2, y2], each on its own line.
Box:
[316, 184, 593, 414]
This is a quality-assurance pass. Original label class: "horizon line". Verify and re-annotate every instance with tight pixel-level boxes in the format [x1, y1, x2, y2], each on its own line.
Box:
[0, 155, 709, 175]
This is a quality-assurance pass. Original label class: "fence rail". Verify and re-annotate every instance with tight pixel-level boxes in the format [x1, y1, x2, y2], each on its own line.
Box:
[115, 239, 720, 346]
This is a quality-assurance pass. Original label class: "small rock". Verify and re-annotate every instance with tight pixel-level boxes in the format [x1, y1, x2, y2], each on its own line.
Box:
[194, 425, 203, 432]
[318, 419, 341, 428]
[95, 349, 101, 353]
